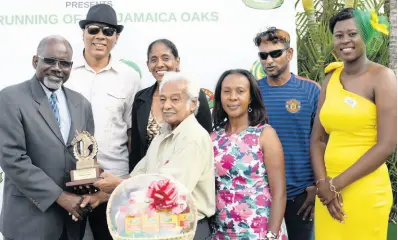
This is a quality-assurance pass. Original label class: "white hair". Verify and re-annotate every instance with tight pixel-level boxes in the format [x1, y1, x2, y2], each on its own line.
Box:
[159, 71, 201, 115]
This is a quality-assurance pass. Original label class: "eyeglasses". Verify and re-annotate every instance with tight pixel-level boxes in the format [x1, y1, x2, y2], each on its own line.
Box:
[37, 56, 73, 68]
[258, 48, 288, 60]
[86, 25, 116, 37]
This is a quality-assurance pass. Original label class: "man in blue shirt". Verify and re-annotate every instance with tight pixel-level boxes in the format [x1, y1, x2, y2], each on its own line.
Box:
[254, 27, 320, 240]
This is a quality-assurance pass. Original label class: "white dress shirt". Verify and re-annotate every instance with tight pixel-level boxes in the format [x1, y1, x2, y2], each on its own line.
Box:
[65, 54, 141, 176]
[40, 82, 71, 144]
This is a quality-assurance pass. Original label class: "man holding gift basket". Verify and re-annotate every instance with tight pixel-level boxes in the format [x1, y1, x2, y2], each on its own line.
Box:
[89, 71, 216, 239]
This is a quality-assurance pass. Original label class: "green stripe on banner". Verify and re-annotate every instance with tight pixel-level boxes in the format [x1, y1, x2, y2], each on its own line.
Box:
[242, 0, 284, 10]
[120, 59, 142, 79]
[250, 60, 266, 80]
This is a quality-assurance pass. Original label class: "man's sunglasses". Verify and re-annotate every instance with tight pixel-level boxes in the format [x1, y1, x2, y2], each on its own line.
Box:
[86, 25, 116, 37]
[37, 56, 73, 68]
[258, 48, 288, 60]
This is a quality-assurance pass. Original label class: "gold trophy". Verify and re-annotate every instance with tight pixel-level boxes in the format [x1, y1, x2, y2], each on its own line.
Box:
[66, 131, 103, 193]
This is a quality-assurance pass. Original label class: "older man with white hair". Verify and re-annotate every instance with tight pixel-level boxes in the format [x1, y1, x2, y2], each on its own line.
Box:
[92, 71, 215, 239]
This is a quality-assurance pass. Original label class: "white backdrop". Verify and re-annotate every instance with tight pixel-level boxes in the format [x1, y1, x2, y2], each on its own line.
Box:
[0, 0, 297, 238]
[1, 0, 297, 90]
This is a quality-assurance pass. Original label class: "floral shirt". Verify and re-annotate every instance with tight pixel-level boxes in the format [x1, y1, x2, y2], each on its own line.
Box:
[211, 123, 288, 240]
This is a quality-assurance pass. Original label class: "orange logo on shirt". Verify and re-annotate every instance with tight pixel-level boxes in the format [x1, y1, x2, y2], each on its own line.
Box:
[286, 99, 301, 113]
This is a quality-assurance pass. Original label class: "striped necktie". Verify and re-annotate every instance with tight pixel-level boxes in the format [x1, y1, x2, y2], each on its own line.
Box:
[49, 93, 61, 128]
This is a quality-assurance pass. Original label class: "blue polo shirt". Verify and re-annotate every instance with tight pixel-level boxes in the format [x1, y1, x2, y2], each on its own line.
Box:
[258, 74, 320, 199]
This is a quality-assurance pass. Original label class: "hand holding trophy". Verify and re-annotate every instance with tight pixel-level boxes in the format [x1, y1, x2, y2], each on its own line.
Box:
[66, 131, 104, 217]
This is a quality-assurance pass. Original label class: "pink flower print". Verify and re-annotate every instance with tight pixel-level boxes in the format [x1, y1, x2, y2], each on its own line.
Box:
[252, 162, 259, 173]
[258, 231, 266, 239]
[218, 135, 231, 147]
[218, 190, 234, 204]
[255, 194, 267, 206]
[214, 232, 225, 240]
[227, 232, 238, 239]
[240, 188, 254, 196]
[213, 146, 219, 157]
[216, 196, 226, 210]
[250, 171, 262, 182]
[234, 203, 253, 220]
[230, 208, 242, 222]
[256, 148, 264, 159]
[232, 176, 247, 188]
[234, 192, 245, 202]
[281, 234, 287, 240]
[215, 162, 228, 176]
[254, 178, 265, 187]
[263, 188, 272, 200]
[250, 216, 268, 233]
[243, 134, 259, 146]
[221, 154, 235, 170]
[227, 220, 234, 229]
[218, 209, 227, 221]
[226, 228, 237, 239]
[242, 153, 252, 164]
[237, 140, 250, 153]
[211, 132, 217, 141]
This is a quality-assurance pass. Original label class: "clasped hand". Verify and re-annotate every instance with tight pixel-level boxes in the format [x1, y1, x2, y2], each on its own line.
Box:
[62, 172, 122, 221]
[57, 192, 88, 221]
[316, 178, 346, 223]
[93, 172, 123, 194]
[58, 191, 110, 222]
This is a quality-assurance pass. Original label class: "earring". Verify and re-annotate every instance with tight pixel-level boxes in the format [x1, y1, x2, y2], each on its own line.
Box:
[248, 105, 252, 113]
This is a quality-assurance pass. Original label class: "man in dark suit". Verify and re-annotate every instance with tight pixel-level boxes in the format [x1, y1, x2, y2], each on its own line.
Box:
[0, 35, 95, 240]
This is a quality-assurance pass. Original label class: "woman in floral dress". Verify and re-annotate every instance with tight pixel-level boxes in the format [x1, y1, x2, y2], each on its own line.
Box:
[211, 69, 288, 240]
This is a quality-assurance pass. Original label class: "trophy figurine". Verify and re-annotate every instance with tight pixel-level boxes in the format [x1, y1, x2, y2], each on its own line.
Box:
[66, 131, 103, 195]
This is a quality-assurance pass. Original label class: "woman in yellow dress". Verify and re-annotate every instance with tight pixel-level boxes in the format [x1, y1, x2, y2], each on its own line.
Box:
[310, 8, 396, 240]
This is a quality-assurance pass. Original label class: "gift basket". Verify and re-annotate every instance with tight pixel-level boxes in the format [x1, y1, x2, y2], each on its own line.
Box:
[106, 173, 198, 240]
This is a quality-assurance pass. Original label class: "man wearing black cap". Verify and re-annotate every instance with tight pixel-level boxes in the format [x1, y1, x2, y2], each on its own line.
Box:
[65, 4, 141, 240]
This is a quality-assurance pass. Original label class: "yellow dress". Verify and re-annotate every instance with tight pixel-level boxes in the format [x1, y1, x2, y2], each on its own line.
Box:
[315, 63, 392, 240]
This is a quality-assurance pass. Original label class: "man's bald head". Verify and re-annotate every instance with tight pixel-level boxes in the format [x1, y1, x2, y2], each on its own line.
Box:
[33, 35, 74, 91]
[36, 35, 73, 55]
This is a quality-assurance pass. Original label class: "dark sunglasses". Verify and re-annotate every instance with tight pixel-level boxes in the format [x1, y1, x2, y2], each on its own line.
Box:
[37, 56, 73, 68]
[86, 25, 116, 37]
[258, 48, 288, 60]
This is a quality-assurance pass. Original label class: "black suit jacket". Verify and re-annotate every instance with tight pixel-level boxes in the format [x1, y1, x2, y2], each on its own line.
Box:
[129, 82, 212, 172]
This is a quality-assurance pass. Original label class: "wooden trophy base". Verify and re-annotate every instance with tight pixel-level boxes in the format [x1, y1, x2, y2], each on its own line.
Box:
[66, 167, 103, 195]
[65, 177, 102, 187]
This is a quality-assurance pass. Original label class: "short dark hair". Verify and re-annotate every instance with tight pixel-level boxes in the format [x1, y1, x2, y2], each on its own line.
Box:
[147, 39, 179, 60]
[254, 27, 290, 48]
[212, 69, 268, 130]
[329, 8, 355, 33]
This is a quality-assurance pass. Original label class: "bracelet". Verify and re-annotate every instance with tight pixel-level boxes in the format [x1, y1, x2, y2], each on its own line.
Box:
[266, 230, 278, 239]
[329, 178, 341, 198]
[315, 178, 326, 185]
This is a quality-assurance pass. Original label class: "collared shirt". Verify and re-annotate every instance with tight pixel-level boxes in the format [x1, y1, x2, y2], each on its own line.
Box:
[65, 53, 141, 176]
[40, 82, 71, 143]
[130, 114, 216, 220]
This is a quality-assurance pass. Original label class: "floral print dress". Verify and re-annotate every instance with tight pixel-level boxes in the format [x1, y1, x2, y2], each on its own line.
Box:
[211, 123, 288, 240]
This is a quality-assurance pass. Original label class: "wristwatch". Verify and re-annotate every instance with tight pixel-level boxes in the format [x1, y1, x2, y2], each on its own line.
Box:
[266, 230, 278, 240]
